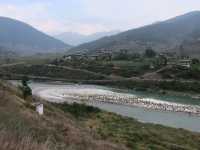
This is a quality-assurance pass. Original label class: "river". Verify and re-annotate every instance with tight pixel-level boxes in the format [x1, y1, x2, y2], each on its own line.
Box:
[11, 81, 200, 132]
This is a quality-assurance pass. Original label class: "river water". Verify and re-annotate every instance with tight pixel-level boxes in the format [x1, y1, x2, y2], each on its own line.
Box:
[11, 81, 200, 132]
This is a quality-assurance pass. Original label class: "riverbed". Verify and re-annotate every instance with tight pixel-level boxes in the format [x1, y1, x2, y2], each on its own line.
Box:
[11, 81, 200, 132]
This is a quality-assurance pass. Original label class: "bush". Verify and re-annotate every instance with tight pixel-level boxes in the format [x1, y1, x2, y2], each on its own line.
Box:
[19, 76, 32, 99]
[144, 48, 156, 58]
[56, 103, 100, 118]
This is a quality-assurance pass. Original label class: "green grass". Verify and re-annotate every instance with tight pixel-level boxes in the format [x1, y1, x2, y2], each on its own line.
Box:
[86, 79, 200, 93]
[56, 102, 100, 119]
[59, 58, 157, 78]
[110, 59, 152, 67]
[57, 103, 200, 150]
[159, 65, 200, 80]
[0, 81, 126, 150]
[1, 64, 107, 80]
[1, 80, 200, 150]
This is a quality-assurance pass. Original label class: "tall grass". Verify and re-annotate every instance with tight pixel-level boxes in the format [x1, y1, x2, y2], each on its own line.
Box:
[0, 130, 50, 150]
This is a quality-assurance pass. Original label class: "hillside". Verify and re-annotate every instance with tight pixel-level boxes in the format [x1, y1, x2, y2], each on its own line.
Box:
[0, 46, 17, 64]
[55, 30, 120, 46]
[0, 64, 108, 80]
[0, 17, 71, 55]
[1, 80, 200, 150]
[0, 80, 123, 150]
[69, 11, 200, 56]
[0, 46, 16, 57]
[181, 39, 200, 57]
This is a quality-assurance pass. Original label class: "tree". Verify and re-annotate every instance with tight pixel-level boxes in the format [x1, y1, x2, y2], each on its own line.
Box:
[21, 76, 32, 99]
[114, 49, 129, 60]
[22, 76, 29, 86]
[51, 58, 59, 66]
[192, 58, 200, 65]
[144, 48, 156, 58]
[157, 55, 167, 66]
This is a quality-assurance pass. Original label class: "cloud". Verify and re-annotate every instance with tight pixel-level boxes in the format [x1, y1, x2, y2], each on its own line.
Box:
[1, 0, 200, 35]
[0, 1, 111, 35]
[0, 3, 53, 32]
[83, 0, 200, 30]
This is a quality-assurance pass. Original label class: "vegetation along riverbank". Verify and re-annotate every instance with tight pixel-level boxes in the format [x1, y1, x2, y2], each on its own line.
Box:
[1, 80, 200, 150]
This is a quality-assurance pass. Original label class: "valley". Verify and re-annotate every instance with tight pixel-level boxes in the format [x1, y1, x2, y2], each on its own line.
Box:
[1, 6, 200, 150]
[1, 79, 200, 150]
[22, 81, 200, 132]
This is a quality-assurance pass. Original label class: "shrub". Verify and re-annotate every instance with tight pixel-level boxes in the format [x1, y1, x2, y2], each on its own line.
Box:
[56, 103, 100, 118]
[19, 76, 32, 99]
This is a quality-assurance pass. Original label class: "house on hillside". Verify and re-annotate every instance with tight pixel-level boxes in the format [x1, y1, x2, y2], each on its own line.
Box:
[63, 55, 72, 60]
[177, 59, 191, 68]
[157, 52, 178, 66]
[158, 52, 191, 68]
[88, 52, 112, 61]
[63, 54, 87, 61]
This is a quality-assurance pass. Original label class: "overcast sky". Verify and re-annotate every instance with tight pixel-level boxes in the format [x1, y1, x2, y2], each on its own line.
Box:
[0, 0, 200, 35]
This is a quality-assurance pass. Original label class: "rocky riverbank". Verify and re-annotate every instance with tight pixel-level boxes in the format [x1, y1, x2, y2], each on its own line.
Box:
[63, 94, 200, 116]
[34, 84, 200, 116]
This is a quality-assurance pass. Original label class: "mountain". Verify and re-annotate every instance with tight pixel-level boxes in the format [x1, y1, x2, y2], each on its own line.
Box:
[0, 46, 16, 57]
[69, 11, 200, 57]
[55, 30, 120, 46]
[0, 17, 71, 55]
[55, 32, 86, 46]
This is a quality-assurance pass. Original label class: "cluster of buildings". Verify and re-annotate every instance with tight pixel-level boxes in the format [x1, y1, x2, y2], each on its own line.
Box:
[63, 51, 113, 61]
[63, 49, 133, 62]
[63, 53, 112, 61]
[158, 52, 192, 68]
[63, 49, 193, 69]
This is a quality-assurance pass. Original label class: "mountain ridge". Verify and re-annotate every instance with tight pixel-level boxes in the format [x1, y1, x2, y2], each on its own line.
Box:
[55, 30, 120, 46]
[69, 11, 200, 57]
[0, 16, 71, 55]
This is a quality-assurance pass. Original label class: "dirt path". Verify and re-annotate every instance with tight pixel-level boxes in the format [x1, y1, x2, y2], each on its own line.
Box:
[142, 65, 172, 79]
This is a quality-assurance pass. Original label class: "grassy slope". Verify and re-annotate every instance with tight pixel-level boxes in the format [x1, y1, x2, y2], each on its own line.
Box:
[60, 59, 155, 78]
[159, 65, 200, 80]
[0, 81, 124, 150]
[0, 64, 107, 80]
[85, 79, 200, 93]
[56, 103, 200, 150]
[1, 80, 200, 150]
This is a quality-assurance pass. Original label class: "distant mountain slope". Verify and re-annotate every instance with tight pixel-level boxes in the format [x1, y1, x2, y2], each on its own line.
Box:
[55, 30, 120, 46]
[69, 11, 200, 56]
[0, 17, 71, 55]
[0, 46, 16, 57]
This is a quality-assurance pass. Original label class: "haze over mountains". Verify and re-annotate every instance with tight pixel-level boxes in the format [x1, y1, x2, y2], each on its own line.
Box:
[0, 46, 16, 57]
[55, 30, 120, 46]
[1, 11, 200, 57]
[0, 17, 71, 55]
[69, 11, 200, 57]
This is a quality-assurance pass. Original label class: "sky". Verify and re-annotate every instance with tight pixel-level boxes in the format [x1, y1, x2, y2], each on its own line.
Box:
[0, 0, 200, 35]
